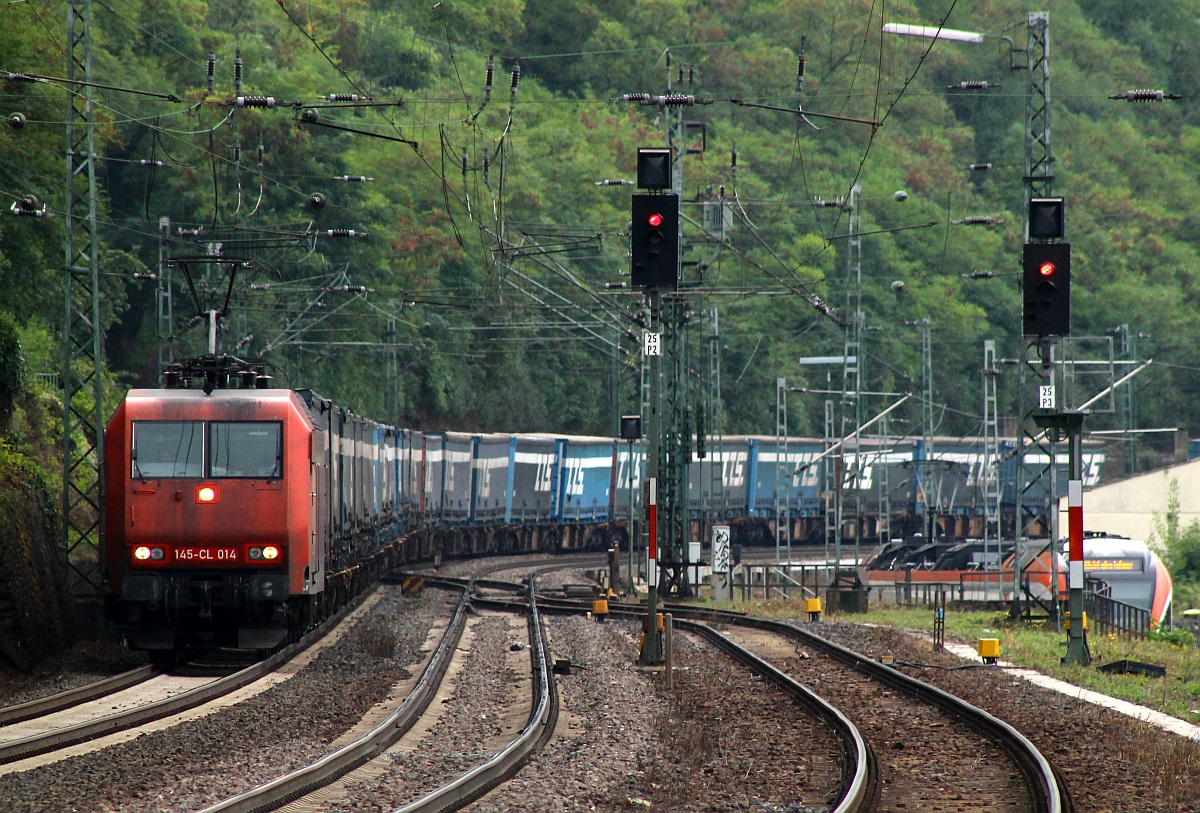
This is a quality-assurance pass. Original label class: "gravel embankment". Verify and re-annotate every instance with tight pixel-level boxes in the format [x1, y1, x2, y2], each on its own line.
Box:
[0, 587, 456, 813]
[4, 558, 1200, 812]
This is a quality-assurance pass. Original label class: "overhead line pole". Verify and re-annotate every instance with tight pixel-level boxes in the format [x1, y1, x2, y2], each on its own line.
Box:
[838, 183, 863, 584]
[62, 0, 105, 599]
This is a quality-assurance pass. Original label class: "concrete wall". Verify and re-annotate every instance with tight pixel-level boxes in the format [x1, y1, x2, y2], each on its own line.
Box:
[1063, 458, 1200, 551]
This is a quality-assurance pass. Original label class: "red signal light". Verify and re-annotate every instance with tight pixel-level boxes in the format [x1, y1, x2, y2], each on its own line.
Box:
[1038, 261, 1056, 277]
[647, 213, 663, 227]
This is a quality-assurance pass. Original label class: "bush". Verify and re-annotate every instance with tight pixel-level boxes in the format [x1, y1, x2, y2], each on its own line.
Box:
[1148, 626, 1195, 648]
[0, 313, 26, 436]
[0, 439, 75, 668]
[1151, 479, 1200, 582]
[352, 617, 399, 659]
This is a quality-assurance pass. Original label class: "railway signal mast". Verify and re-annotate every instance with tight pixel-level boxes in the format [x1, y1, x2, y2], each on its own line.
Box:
[885, 12, 1089, 665]
[1024, 198, 1088, 665]
[629, 146, 679, 666]
[623, 61, 711, 664]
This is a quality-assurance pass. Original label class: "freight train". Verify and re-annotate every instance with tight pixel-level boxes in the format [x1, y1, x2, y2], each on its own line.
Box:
[102, 355, 1107, 654]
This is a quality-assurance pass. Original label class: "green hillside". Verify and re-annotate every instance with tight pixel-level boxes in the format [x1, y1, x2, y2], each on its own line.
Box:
[1, 0, 1197, 451]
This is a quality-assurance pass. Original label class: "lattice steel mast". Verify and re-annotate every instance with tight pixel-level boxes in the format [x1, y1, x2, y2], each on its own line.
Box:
[62, 0, 105, 596]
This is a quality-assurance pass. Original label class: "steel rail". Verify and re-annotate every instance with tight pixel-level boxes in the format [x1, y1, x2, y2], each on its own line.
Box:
[395, 576, 557, 813]
[672, 618, 877, 813]
[0, 585, 384, 765]
[729, 614, 1068, 813]
[194, 583, 473, 813]
[516, 595, 1070, 813]
[0, 665, 156, 726]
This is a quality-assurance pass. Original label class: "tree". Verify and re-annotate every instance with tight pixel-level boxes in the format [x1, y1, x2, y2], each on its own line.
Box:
[1150, 478, 1200, 583]
[0, 313, 26, 437]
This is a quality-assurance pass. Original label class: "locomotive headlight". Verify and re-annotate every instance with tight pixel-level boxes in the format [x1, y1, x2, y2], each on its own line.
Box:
[197, 485, 217, 503]
[134, 546, 152, 561]
[133, 545, 167, 562]
[248, 545, 281, 561]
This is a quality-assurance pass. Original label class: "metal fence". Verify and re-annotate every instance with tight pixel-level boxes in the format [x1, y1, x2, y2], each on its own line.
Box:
[1084, 592, 1152, 638]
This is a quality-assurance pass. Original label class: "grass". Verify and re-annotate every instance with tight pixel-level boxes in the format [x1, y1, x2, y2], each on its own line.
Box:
[704, 594, 1200, 722]
[351, 617, 400, 659]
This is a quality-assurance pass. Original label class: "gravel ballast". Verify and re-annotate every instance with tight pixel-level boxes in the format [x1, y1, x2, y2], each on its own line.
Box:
[3, 559, 1200, 812]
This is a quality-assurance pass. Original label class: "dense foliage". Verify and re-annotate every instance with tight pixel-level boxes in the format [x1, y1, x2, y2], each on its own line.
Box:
[0, 440, 74, 666]
[2, 0, 1199, 455]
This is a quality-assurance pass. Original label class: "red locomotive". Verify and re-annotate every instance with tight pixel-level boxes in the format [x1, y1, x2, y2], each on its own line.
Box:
[103, 357, 405, 655]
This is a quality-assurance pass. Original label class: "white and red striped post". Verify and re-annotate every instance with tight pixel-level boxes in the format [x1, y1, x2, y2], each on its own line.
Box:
[1064, 413, 1090, 665]
[647, 477, 657, 568]
[1067, 480, 1083, 591]
[641, 476, 662, 664]
[638, 287, 663, 666]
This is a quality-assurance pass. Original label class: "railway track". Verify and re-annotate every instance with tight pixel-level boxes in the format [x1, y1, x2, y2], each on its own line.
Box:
[712, 621, 1063, 813]
[0, 586, 392, 770]
[490, 590, 1072, 813]
[671, 619, 876, 811]
[194, 577, 554, 813]
[0, 664, 157, 726]
[0, 556, 1076, 812]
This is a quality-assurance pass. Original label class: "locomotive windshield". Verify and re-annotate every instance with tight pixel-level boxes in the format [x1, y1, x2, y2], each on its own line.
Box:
[211, 422, 282, 478]
[132, 421, 204, 478]
[131, 420, 281, 479]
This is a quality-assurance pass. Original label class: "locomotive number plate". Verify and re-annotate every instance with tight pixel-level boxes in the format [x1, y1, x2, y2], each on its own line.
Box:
[174, 547, 240, 562]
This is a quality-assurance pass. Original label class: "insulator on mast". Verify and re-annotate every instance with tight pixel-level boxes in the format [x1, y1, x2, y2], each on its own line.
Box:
[326, 93, 363, 102]
[236, 96, 278, 108]
[507, 63, 520, 113]
[968, 163, 993, 171]
[796, 36, 807, 95]
[333, 175, 374, 182]
[947, 80, 993, 90]
[1109, 89, 1180, 101]
[257, 143, 265, 167]
[233, 142, 241, 163]
[234, 48, 243, 95]
[207, 53, 215, 93]
[484, 55, 494, 98]
[618, 93, 652, 102]
[9, 195, 47, 217]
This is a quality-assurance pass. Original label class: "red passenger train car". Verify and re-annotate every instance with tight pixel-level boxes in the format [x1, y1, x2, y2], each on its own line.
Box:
[103, 365, 406, 654]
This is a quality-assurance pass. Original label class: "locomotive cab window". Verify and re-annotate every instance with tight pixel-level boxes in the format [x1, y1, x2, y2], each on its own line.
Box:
[132, 421, 204, 479]
[211, 422, 282, 478]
